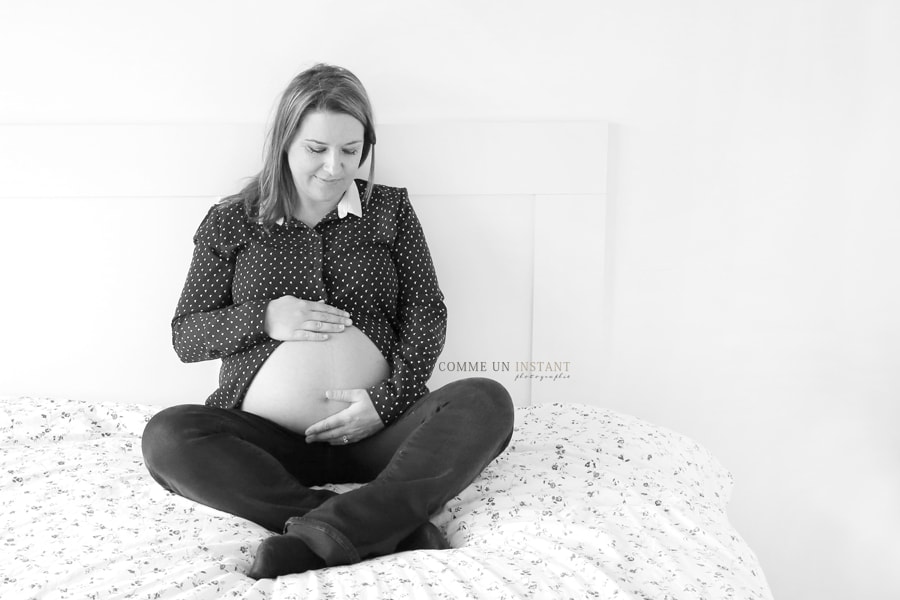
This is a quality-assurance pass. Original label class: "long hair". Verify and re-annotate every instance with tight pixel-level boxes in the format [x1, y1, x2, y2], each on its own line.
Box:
[226, 63, 377, 225]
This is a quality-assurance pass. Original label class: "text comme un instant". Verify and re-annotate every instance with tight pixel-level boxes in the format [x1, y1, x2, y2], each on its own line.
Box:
[437, 361, 571, 373]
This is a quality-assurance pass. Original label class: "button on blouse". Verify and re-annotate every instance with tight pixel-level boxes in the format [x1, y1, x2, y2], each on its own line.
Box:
[171, 180, 447, 426]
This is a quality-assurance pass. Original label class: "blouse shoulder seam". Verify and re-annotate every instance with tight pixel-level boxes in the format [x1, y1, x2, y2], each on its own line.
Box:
[364, 181, 408, 199]
[198, 200, 252, 248]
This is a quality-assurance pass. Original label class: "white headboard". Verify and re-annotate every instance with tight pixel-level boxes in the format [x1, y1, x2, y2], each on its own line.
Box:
[0, 121, 607, 407]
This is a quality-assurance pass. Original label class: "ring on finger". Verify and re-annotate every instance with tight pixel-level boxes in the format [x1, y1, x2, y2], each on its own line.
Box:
[342, 435, 350, 444]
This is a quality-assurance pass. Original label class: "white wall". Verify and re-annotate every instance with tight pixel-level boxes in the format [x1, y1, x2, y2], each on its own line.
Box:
[1, 1, 897, 598]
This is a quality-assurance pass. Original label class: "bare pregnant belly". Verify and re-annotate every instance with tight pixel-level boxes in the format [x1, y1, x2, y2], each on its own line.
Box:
[241, 326, 389, 434]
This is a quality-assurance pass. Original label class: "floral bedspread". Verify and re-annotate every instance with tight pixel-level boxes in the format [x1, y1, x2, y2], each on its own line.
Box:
[0, 396, 772, 599]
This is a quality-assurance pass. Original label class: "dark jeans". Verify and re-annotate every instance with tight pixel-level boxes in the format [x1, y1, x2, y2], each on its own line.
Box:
[141, 377, 514, 565]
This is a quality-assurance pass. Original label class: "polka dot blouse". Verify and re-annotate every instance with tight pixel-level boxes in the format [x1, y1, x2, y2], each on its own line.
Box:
[171, 180, 447, 426]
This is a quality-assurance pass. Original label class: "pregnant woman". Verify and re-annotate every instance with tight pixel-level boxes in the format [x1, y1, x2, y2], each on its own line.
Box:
[141, 63, 514, 579]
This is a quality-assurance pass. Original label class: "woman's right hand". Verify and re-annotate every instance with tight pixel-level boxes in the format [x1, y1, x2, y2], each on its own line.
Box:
[263, 295, 353, 341]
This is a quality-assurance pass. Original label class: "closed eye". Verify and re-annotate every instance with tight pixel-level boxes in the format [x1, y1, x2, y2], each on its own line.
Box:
[306, 146, 360, 155]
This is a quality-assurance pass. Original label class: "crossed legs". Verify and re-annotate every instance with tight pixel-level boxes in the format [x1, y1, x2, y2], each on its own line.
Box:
[141, 377, 514, 578]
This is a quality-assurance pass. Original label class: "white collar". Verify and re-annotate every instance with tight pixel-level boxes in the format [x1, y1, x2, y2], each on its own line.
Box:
[337, 180, 363, 218]
[272, 181, 362, 226]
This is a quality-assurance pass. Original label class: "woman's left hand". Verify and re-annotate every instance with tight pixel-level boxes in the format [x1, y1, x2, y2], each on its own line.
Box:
[305, 389, 385, 445]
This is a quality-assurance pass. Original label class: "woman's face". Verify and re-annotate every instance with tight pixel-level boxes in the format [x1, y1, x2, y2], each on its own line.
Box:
[287, 110, 365, 211]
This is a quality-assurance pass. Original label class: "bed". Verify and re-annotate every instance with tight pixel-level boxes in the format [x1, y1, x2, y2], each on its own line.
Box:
[1, 120, 772, 598]
[1, 395, 772, 599]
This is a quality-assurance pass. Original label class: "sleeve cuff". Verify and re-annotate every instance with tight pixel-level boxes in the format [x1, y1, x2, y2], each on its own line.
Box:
[366, 381, 399, 426]
[245, 298, 271, 344]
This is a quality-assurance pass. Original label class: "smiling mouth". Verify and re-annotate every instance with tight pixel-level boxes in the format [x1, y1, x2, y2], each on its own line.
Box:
[317, 176, 343, 184]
